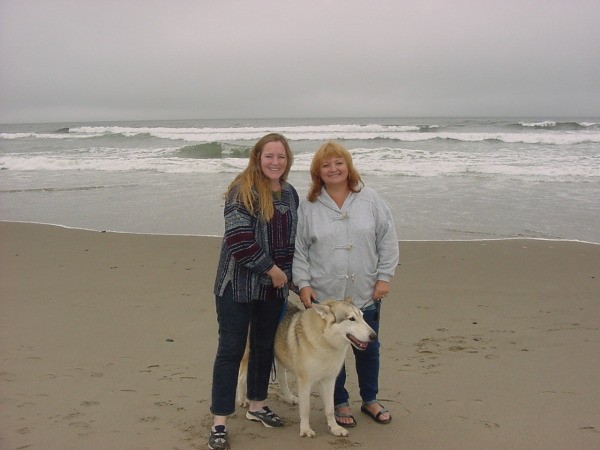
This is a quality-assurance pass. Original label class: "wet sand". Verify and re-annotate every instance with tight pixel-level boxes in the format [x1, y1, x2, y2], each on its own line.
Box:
[1, 221, 599, 449]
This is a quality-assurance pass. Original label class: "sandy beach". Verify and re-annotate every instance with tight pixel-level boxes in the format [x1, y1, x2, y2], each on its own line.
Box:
[1, 221, 599, 450]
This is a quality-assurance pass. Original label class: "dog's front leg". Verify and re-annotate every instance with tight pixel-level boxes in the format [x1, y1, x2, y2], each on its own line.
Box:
[320, 379, 349, 436]
[297, 378, 316, 437]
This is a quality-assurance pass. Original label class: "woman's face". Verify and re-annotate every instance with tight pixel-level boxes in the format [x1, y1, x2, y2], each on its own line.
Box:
[260, 141, 288, 186]
[319, 156, 348, 187]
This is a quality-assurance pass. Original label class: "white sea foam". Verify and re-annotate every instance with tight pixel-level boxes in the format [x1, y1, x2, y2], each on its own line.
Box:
[519, 121, 557, 128]
[0, 132, 100, 139]
[519, 121, 596, 128]
[68, 124, 423, 142]
[0, 132, 34, 139]
[2, 122, 599, 181]
[3, 124, 598, 146]
[1, 144, 597, 181]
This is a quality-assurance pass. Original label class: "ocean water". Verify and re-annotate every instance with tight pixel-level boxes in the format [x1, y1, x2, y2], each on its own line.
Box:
[1, 117, 599, 243]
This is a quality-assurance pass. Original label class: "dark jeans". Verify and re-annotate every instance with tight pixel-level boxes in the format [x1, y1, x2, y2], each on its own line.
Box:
[210, 283, 284, 416]
[334, 301, 381, 406]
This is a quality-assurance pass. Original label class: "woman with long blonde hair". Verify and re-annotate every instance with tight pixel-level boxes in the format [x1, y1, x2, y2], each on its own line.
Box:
[209, 133, 299, 450]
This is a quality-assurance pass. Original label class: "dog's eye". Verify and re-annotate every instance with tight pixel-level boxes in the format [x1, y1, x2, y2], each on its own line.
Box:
[349, 317, 356, 321]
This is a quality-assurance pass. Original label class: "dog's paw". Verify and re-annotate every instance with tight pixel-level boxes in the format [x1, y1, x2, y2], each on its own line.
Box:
[300, 427, 316, 438]
[236, 398, 249, 407]
[329, 425, 349, 437]
[282, 394, 298, 405]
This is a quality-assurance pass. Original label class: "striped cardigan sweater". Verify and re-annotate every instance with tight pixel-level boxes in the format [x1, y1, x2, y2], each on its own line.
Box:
[213, 181, 299, 302]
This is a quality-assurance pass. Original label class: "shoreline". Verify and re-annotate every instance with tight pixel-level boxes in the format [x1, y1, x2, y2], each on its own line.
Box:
[2, 220, 599, 245]
[1, 221, 599, 449]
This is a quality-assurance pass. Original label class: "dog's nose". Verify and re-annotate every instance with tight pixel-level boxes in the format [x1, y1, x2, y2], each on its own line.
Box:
[369, 332, 377, 341]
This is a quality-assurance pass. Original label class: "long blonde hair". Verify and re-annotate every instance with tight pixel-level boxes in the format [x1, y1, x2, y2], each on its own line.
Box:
[224, 133, 293, 221]
[307, 141, 363, 202]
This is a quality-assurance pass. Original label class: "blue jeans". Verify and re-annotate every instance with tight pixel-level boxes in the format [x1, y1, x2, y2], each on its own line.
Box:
[210, 283, 284, 416]
[334, 301, 381, 407]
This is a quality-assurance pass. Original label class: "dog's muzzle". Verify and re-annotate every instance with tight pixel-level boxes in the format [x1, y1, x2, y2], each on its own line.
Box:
[347, 333, 377, 350]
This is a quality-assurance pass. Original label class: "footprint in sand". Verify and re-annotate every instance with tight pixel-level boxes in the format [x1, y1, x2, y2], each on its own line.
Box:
[456, 415, 500, 428]
[81, 401, 100, 407]
[64, 411, 84, 421]
[154, 400, 175, 407]
[139, 416, 160, 423]
[69, 421, 92, 430]
[0, 371, 17, 382]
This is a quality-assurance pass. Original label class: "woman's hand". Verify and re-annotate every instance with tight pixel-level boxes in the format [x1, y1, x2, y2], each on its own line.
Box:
[299, 286, 317, 308]
[267, 265, 288, 289]
[372, 280, 390, 300]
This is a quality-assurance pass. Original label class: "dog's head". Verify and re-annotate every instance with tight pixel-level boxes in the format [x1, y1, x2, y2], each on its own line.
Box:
[313, 298, 377, 350]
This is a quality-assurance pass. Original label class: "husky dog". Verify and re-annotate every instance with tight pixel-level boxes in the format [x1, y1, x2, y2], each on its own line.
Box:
[237, 298, 377, 437]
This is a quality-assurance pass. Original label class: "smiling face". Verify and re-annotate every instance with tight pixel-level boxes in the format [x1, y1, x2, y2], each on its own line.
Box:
[319, 156, 349, 188]
[260, 140, 288, 189]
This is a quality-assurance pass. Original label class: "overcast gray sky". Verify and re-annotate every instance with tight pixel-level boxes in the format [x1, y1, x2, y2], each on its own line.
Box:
[1, 0, 599, 123]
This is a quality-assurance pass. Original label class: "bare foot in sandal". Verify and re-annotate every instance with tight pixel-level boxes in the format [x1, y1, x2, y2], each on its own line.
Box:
[361, 402, 392, 424]
[334, 405, 356, 428]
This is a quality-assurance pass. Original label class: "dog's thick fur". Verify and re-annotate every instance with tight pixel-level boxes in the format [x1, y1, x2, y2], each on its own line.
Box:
[236, 298, 377, 437]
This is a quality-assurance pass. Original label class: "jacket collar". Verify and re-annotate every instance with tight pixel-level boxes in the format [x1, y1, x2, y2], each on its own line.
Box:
[317, 186, 355, 211]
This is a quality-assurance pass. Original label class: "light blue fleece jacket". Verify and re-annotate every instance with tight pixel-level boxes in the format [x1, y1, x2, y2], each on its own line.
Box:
[292, 185, 399, 308]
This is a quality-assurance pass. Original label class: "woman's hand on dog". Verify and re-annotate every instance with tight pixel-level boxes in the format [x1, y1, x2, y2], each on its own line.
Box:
[299, 286, 317, 308]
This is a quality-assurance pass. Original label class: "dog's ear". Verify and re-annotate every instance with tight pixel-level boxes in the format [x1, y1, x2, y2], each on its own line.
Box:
[343, 297, 353, 305]
[312, 302, 332, 320]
